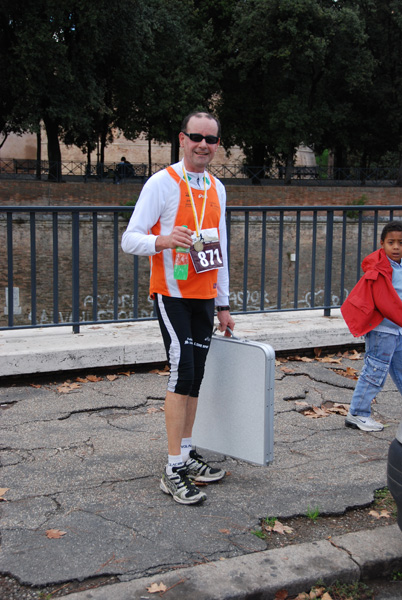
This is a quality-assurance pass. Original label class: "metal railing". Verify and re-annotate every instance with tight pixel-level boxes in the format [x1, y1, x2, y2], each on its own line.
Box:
[0, 158, 401, 185]
[1, 205, 401, 332]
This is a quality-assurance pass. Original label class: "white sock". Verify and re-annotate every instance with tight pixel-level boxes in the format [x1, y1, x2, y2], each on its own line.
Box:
[181, 438, 192, 463]
[166, 454, 184, 475]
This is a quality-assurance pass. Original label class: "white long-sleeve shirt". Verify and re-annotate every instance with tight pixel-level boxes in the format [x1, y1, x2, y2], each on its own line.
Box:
[121, 160, 230, 305]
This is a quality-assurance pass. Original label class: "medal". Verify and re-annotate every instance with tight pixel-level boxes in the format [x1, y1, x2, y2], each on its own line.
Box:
[182, 163, 207, 249]
[194, 239, 204, 252]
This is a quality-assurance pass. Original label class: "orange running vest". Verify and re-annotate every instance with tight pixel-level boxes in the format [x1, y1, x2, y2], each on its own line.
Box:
[149, 166, 222, 299]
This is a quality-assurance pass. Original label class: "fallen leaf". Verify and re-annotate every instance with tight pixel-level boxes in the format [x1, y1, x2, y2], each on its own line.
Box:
[57, 382, 81, 393]
[369, 509, 390, 519]
[87, 375, 102, 382]
[316, 356, 343, 364]
[281, 367, 295, 374]
[219, 529, 230, 534]
[345, 366, 358, 378]
[76, 377, 88, 383]
[295, 401, 309, 407]
[264, 519, 293, 535]
[106, 375, 118, 381]
[312, 587, 326, 598]
[146, 582, 167, 593]
[322, 593, 333, 600]
[314, 348, 322, 357]
[302, 405, 330, 419]
[332, 367, 358, 380]
[326, 403, 349, 416]
[274, 590, 289, 600]
[346, 349, 362, 360]
[46, 529, 67, 539]
[0, 488, 9, 501]
[118, 371, 132, 377]
[293, 356, 315, 363]
[272, 520, 293, 534]
[147, 407, 162, 414]
[29, 383, 42, 388]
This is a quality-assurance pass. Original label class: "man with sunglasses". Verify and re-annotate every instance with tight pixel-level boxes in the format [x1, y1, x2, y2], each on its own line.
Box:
[122, 110, 234, 505]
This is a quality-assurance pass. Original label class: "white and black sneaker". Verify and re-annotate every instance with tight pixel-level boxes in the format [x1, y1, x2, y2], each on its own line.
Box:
[185, 450, 226, 483]
[345, 412, 384, 432]
[160, 466, 207, 505]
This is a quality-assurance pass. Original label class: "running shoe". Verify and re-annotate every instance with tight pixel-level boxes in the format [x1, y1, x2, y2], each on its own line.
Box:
[185, 450, 226, 482]
[345, 412, 384, 432]
[160, 466, 207, 505]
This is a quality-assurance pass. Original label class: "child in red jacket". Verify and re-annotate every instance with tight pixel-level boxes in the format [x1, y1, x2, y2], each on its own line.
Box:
[341, 221, 402, 431]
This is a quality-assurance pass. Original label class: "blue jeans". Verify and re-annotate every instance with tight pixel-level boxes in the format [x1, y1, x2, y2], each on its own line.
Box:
[350, 330, 402, 417]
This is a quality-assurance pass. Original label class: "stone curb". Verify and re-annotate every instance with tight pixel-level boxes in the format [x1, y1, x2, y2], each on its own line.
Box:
[63, 526, 402, 600]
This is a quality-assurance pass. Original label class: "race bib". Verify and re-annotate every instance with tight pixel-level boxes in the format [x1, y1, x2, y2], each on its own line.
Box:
[190, 240, 224, 274]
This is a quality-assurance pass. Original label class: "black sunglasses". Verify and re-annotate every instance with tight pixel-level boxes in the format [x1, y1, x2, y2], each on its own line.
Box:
[182, 131, 219, 144]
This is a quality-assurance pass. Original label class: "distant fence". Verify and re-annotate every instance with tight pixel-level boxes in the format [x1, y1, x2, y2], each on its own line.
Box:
[1, 204, 402, 333]
[0, 158, 400, 185]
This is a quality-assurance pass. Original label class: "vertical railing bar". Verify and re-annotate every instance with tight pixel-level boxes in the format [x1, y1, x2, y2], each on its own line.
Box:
[92, 212, 98, 321]
[242, 211, 249, 311]
[53, 212, 59, 323]
[373, 210, 379, 252]
[72, 210, 80, 333]
[30, 212, 37, 326]
[310, 211, 317, 308]
[355, 211, 363, 281]
[133, 255, 139, 319]
[340, 211, 347, 305]
[6, 212, 14, 327]
[260, 211, 267, 310]
[277, 211, 284, 310]
[293, 211, 301, 309]
[324, 210, 334, 316]
[226, 209, 231, 275]
[113, 212, 119, 320]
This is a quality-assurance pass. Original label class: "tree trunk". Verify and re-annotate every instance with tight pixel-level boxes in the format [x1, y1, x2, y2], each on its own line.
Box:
[284, 150, 294, 186]
[333, 146, 346, 180]
[43, 116, 62, 182]
[148, 136, 152, 178]
[170, 131, 179, 164]
[397, 151, 402, 187]
[246, 143, 266, 185]
[36, 127, 41, 180]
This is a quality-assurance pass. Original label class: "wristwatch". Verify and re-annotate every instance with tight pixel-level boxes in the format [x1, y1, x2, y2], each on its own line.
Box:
[216, 305, 230, 312]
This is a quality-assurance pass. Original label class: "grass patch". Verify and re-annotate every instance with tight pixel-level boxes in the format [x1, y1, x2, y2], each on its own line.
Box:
[306, 505, 320, 522]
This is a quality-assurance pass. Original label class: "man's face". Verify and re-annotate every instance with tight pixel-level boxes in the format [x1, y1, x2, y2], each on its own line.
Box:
[179, 115, 220, 173]
[381, 230, 402, 264]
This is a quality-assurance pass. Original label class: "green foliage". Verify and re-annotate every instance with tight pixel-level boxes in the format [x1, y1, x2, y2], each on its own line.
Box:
[119, 196, 138, 221]
[347, 194, 368, 219]
[1, 0, 402, 180]
[373, 486, 397, 517]
[325, 580, 373, 600]
[251, 528, 265, 539]
[263, 516, 277, 528]
[306, 505, 320, 522]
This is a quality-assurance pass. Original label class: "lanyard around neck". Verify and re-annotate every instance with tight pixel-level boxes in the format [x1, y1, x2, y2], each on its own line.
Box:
[182, 164, 207, 238]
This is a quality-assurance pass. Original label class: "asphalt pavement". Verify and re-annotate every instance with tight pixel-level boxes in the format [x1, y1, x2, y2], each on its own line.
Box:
[1, 311, 402, 599]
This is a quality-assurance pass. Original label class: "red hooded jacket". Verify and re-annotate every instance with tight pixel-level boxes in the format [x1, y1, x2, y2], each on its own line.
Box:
[340, 248, 402, 337]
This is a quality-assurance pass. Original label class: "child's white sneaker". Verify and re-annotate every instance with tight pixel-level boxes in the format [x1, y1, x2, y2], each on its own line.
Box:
[345, 412, 384, 432]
